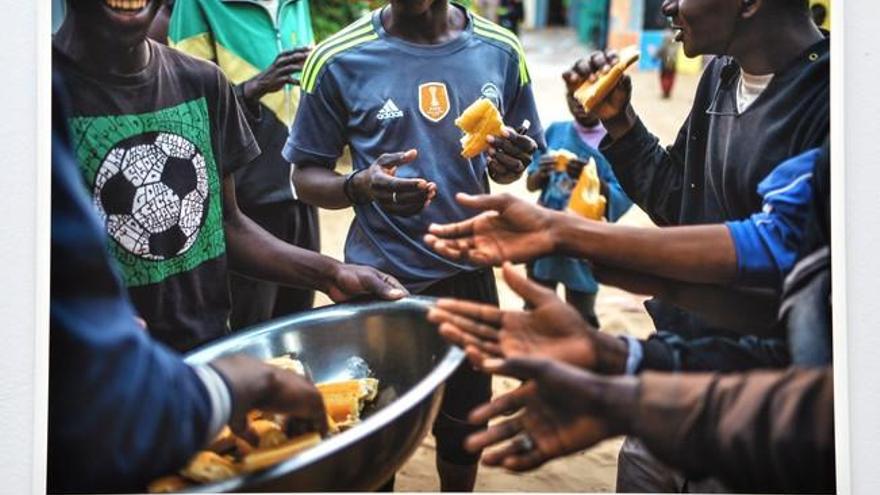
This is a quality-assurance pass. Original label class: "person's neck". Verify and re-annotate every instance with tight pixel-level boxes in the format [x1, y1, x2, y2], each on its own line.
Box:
[576, 118, 601, 129]
[729, 14, 823, 75]
[381, 1, 466, 45]
[55, 18, 151, 78]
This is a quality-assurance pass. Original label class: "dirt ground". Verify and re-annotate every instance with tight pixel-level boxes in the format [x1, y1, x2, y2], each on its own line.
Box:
[312, 27, 701, 492]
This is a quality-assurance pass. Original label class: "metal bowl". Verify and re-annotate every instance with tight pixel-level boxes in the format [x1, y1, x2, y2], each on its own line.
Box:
[182, 296, 462, 492]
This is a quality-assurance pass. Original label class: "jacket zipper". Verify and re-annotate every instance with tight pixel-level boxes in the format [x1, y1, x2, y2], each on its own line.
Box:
[227, 0, 296, 119]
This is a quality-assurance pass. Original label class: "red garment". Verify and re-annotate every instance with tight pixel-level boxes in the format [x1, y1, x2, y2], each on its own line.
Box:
[660, 69, 676, 97]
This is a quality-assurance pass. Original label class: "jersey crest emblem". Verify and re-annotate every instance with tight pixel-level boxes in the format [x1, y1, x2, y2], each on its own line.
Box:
[418, 82, 451, 123]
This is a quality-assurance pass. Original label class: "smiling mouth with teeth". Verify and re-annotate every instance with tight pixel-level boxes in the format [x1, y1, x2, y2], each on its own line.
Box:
[104, 0, 149, 11]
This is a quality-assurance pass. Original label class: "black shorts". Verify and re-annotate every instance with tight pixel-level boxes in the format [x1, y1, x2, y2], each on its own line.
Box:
[418, 268, 497, 465]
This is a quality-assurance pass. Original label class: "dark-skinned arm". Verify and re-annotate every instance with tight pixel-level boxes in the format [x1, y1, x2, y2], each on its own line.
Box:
[592, 265, 780, 336]
[222, 176, 407, 301]
[426, 194, 737, 285]
[469, 358, 834, 493]
[552, 213, 737, 284]
[292, 163, 351, 210]
[564, 51, 696, 225]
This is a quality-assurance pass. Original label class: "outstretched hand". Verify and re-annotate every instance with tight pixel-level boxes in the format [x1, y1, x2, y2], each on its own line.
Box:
[424, 193, 558, 266]
[327, 264, 408, 302]
[464, 356, 637, 471]
[427, 263, 609, 370]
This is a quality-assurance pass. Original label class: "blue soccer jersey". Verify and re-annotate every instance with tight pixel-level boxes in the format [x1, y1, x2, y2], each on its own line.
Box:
[284, 5, 544, 290]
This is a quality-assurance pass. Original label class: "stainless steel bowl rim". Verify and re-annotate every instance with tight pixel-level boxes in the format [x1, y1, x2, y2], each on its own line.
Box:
[183, 296, 465, 491]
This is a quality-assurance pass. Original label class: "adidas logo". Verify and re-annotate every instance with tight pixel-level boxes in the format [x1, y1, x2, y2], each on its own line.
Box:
[377, 99, 404, 120]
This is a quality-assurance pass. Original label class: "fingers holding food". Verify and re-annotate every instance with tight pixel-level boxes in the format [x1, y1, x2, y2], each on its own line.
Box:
[573, 48, 639, 114]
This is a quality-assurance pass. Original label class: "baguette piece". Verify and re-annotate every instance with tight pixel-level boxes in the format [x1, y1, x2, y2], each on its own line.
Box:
[247, 419, 288, 449]
[265, 355, 306, 376]
[455, 98, 504, 158]
[567, 157, 607, 220]
[147, 475, 191, 493]
[317, 378, 379, 401]
[179, 451, 238, 483]
[574, 48, 640, 113]
[240, 433, 323, 473]
[318, 378, 379, 427]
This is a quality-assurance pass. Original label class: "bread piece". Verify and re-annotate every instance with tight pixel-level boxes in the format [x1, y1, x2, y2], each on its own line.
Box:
[265, 355, 306, 376]
[318, 378, 380, 427]
[240, 433, 322, 473]
[179, 451, 238, 484]
[455, 98, 504, 158]
[147, 475, 191, 493]
[322, 393, 361, 425]
[207, 425, 238, 454]
[317, 378, 379, 401]
[567, 158, 607, 220]
[574, 47, 640, 113]
[326, 413, 340, 435]
[247, 419, 289, 449]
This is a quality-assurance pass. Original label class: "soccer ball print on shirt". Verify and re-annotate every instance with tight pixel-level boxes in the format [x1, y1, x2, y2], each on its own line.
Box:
[93, 132, 208, 261]
[69, 98, 226, 288]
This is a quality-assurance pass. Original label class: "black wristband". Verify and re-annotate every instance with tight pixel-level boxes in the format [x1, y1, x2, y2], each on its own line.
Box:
[343, 168, 369, 205]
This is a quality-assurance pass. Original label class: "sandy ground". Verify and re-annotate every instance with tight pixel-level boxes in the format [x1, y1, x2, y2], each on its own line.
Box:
[311, 27, 701, 492]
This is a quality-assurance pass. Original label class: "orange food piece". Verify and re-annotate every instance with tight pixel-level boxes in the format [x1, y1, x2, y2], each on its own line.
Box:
[317, 378, 379, 426]
[147, 475, 191, 493]
[179, 451, 238, 484]
[322, 393, 361, 424]
[455, 98, 504, 158]
[574, 48, 640, 113]
[248, 419, 288, 449]
[549, 149, 579, 172]
[240, 433, 323, 474]
[567, 158, 607, 220]
[317, 378, 378, 400]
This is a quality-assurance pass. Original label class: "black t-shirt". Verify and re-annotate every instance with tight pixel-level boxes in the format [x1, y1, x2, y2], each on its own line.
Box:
[54, 40, 260, 351]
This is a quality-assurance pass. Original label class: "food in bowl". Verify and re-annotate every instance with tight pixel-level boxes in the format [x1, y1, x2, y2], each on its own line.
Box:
[147, 355, 379, 492]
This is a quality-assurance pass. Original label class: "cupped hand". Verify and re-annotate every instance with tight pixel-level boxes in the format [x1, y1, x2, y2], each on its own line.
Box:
[464, 356, 637, 471]
[424, 193, 558, 266]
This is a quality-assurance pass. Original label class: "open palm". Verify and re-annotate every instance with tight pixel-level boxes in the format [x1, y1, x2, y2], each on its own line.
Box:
[425, 193, 558, 266]
[428, 264, 597, 370]
[465, 358, 626, 471]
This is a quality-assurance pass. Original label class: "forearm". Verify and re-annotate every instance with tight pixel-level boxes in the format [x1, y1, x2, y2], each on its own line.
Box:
[663, 284, 780, 336]
[225, 207, 338, 292]
[292, 164, 351, 209]
[553, 214, 737, 284]
[632, 368, 835, 493]
[593, 266, 780, 335]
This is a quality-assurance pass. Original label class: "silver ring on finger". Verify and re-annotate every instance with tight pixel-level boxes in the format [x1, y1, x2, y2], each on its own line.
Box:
[513, 433, 536, 452]
[392, 191, 398, 204]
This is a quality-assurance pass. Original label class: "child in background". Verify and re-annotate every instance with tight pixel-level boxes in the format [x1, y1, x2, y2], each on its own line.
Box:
[525, 90, 632, 327]
[656, 27, 679, 99]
